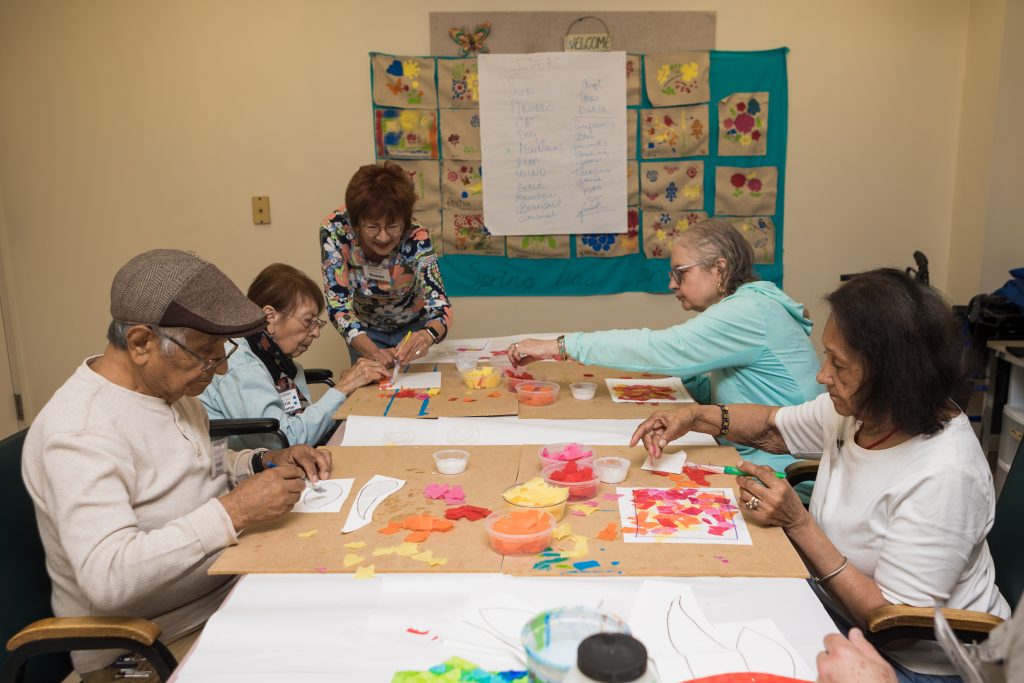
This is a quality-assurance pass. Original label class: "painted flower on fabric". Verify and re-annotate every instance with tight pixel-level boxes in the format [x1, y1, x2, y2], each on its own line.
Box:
[655, 228, 667, 241]
[723, 118, 734, 130]
[680, 62, 699, 82]
[663, 114, 676, 127]
[686, 165, 699, 179]
[683, 185, 701, 200]
[626, 60, 635, 77]
[739, 133, 752, 146]
[646, 170, 659, 182]
[747, 177, 763, 193]
[736, 102, 746, 112]
[448, 134, 461, 146]
[752, 130, 762, 141]
[665, 182, 678, 202]
[403, 60, 420, 79]
[470, 114, 481, 127]
[734, 113, 755, 134]
[447, 170, 459, 182]
[746, 98, 761, 115]
[730, 173, 747, 188]
[656, 64, 672, 85]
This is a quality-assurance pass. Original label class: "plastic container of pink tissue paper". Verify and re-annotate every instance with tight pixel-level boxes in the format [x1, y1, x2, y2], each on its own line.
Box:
[537, 442, 595, 468]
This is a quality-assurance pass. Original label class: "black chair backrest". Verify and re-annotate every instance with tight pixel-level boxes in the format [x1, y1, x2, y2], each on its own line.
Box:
[989, 436, 1024, 611]
[0, 429, 72, 682]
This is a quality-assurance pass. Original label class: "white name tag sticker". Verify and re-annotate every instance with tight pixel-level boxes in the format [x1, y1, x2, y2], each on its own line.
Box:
[279, 388, 302, 414]
[210, 437, 227, 479]
[362, 264, 391, 282]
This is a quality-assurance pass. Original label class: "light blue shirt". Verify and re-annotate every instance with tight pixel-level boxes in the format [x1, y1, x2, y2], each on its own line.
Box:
[199, 340, 347, 450]
[566, 281, 823, 471]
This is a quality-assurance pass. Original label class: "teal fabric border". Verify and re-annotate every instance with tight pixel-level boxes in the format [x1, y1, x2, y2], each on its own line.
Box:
[370, 48, 789, 296]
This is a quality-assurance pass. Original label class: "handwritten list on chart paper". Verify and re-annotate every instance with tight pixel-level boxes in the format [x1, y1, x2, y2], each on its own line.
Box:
[478, 52, 627, 235]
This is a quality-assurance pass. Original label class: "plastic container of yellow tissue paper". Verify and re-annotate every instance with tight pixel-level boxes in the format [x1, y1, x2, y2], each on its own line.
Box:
[502, 477, 570, 521]
[462, 366, 502, 389]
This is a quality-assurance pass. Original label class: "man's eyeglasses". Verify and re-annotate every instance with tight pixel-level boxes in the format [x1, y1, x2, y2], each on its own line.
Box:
[669, 262, 704, 286]
[151, 327, 238, 373]
[359, 222, 404, 237]
[286, 313, 328, 331]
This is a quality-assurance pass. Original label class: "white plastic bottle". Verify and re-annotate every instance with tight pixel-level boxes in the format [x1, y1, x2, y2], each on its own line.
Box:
[563, 633, 659, 683]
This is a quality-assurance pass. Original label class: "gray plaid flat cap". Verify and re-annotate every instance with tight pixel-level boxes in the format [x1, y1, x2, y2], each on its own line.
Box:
[111, 249, 266, 336]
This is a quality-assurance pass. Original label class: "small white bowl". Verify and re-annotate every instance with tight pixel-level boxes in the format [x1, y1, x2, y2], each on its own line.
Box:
[570, 381, 598, 400]
[433, 449, 469, 475]
[593, 456, 630, 484]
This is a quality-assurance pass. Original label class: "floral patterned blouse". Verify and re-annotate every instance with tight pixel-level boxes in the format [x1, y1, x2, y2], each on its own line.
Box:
[319, 208, 453, 342]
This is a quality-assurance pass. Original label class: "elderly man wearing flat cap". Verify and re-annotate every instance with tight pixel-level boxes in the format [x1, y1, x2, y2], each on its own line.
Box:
[22, 249, 331, 679]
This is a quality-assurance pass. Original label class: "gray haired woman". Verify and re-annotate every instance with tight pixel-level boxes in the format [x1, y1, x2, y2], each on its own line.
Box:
[507, 218, 821, 475]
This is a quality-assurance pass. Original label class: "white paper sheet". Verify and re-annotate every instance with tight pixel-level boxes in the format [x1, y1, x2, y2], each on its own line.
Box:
[291, 478, 354, 513]
[341, 475, 406, 533]
[617, 486, 752, 545]
[642, 448, 688, 474]
[605, 376, 694, 403]
[390, 371, 442, 390]
[479, 52, 627, 235]
[340, 416, 443, 446]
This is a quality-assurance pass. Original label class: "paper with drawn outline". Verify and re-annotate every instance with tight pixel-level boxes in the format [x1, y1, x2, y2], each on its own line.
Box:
[341, 475, 406, 533]
[291, 478, 355, 513]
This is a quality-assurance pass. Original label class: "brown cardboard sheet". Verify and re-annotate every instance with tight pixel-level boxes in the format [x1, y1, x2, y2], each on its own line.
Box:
[500, 444, 808, 579]
[210, 445, 522, 575]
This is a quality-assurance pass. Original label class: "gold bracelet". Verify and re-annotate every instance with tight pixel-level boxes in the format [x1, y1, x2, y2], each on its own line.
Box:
[814, 556, 849, 585]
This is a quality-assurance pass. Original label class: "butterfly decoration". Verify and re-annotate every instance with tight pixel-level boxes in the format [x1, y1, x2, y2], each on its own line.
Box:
[448, 22, 492, 56]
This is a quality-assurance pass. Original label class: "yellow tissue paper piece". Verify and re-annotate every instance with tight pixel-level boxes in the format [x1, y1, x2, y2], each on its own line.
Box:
[343, 553, 364, 568]
[569, 503, 599, 516]
[562, 534, 589, 559]
[412, 550, 448, 567]
[462, 366, 500, 389]
[297, 529, 318, 538]
[553, 523, 572, 540]
[355, 564, 375, 579]
[395, 542, 420, 557]
[343, 541, 366, 549]
[373, 546, 396, 556]
[504, 477, 570, 507]
[426, 388, 441, 396]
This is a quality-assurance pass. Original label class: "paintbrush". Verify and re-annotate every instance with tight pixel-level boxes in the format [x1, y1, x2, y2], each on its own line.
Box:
[390, 330, 414, 386]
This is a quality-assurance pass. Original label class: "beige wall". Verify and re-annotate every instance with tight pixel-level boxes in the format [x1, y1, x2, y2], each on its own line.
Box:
[0, 0, 1009, 421]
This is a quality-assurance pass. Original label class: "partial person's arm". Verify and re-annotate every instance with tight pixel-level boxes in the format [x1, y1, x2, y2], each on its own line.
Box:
[630, 403, 789, 459]
[319, 220, 364, 342]
[411, 229, 452, 341]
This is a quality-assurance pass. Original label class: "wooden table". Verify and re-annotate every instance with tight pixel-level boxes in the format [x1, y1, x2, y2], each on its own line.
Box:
[210, 444, 807, 579]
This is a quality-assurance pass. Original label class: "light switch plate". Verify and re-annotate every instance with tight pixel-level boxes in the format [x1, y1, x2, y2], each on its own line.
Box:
[252, 196, 270, 225]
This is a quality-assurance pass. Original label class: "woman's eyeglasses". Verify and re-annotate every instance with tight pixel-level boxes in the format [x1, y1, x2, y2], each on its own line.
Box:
[286, 313, 328, 331]
[669, 262, 703, 286]
[359, 222, 404, 236]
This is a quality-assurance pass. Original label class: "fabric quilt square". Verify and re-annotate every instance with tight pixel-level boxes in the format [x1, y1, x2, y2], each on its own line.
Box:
[718, 92, 769, 156]
[439, 108, 482, 160]
[640, 161, 703, 212]
[627, 161, 639, 206]
[375, 109, 438, 160]
[727, 216, 775, 264]
[372, 54, 438, 109]
[715, 166, 778, 216]
[640, 105, 708, 159]
[643, 52, 710, 107]
[642, 210, 708, 258]
[393, 160, 441, 213]
[437, 58, 480, 108]
[441, 211, 505, 256]
[506, 234, 572, 259]
[627, 109, 638, 160]
[413, 209, 443, 257]
[577, 208, 640, 258]
[441, 160, 483, 211]
[626, 54, 642, 106]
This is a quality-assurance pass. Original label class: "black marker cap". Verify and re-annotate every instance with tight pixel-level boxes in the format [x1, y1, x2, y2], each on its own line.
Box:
[576, 633, 648, 682]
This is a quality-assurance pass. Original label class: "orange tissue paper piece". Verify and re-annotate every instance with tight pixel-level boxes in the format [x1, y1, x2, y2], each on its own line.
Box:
[378, 521, 404, 535]
[597, 522, 619, 541]
[493, 509, 550, 535]
[405, 530, 431, 543]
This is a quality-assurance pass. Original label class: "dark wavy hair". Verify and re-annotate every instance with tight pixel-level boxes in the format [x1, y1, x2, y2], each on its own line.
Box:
[344, 161, 416, 232]
[826, 268, 967, 436]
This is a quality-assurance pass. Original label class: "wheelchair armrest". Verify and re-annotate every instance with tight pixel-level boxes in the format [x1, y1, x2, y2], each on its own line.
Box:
[865, 605, 1003, 646]
[304, 368, 335, 388]
[785, 459, 820, 487]
[208, 418, 289, 449]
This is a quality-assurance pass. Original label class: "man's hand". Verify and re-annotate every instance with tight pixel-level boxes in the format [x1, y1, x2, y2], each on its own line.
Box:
[219, 463, 305, 529]
[265, 445, 332, 483]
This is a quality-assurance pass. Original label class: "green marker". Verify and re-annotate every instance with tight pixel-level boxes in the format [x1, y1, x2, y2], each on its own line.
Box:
[695, 463, 787, 479]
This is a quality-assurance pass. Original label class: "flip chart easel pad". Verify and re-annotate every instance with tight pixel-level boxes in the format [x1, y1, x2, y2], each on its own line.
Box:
[479, 52, 627, 235]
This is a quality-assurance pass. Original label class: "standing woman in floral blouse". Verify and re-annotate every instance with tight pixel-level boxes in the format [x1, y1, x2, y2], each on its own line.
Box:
[320, 162, 453, 367]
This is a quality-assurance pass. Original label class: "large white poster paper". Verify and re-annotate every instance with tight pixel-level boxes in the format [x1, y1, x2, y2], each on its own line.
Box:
[479, 52, 627, 235]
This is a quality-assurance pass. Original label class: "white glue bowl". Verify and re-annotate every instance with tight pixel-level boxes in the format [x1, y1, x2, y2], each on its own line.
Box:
[593, 456, 630, 484]
[432, 449, 469, 475]
[570, 382, 597, 400]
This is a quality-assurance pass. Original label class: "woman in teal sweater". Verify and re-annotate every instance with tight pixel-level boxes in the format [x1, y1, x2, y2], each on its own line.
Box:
[509, 219, 821, 473]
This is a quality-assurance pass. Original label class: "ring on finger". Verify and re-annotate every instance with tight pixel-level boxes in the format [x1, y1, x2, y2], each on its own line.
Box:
[745, 496, 761, 511]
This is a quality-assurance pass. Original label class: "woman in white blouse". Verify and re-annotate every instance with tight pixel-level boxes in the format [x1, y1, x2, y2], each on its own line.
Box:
[631, 269, 1008, 682]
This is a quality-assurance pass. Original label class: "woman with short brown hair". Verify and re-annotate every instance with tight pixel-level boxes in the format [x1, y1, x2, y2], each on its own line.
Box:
[320, 162, 453, 367]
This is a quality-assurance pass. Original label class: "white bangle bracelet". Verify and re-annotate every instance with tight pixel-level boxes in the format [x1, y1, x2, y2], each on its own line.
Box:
[814, 556, 849, 585]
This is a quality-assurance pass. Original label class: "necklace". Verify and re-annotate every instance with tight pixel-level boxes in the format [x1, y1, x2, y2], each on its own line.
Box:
[858, 425, 899, 450]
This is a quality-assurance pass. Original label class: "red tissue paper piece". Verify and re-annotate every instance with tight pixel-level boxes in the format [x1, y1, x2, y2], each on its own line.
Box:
[444, 505, 493, 521]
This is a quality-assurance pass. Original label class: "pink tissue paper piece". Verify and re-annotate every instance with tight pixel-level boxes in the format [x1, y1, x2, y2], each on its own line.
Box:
[424, 483, 450, 500]
[540, 442, 593, 462]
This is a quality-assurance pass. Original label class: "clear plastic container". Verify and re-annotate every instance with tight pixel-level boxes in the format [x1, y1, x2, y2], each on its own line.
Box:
[504, 367, 536, 393]
[538, 443, 595, 468]
[502, 481, 570, 521]
[592, 456, 630, 484]
[484, 509, 555, 555]
[516, 380, 561, 406]
[461, 366, 501, 389]
[542, 462, 600, 500]
[521, 607, 632, 683]
[432, 449, 469, 475]
[570, 382, 598, 400]
[455, 355, 478, 373]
